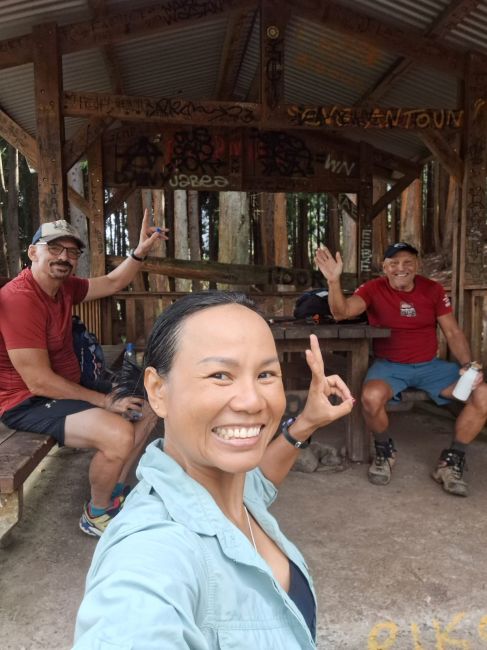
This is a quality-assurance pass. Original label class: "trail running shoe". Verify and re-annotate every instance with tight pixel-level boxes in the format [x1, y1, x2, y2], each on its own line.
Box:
[368, 438, 397, 486]
[431, 448, 468, 497]
[79, 500, 123, 538]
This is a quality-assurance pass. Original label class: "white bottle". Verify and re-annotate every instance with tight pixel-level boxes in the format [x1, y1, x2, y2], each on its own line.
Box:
[452, 362, 482, 401]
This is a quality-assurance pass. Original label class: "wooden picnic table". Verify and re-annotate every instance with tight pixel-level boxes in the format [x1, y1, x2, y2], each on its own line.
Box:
[269, 322, 390, 463]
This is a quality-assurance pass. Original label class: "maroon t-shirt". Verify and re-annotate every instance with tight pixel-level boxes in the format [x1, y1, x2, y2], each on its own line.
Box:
[0, 268, 89, 414]
[354, 275, 452, 363]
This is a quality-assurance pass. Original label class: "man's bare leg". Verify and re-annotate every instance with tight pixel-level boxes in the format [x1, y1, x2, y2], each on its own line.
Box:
[117, 405, 159, 485]
[361, 380, 396, 485]
[64, 408, 135, 509]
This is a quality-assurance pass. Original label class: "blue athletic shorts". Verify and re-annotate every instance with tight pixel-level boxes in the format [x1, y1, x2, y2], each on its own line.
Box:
[365, 358, 461, 405]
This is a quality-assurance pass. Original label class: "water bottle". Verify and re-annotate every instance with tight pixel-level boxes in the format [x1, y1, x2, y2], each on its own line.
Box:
[452, 362, 482, 401]
[124, 342, 136, 363]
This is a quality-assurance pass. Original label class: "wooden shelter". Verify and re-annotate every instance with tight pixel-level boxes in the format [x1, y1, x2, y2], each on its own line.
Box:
[0, 0, 486, 362]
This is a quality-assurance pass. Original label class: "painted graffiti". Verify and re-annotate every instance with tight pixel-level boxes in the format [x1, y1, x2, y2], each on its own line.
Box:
[65, 92, 257, 126]
[287, 105, 464, 130]
[255, 131, 314, 177]
[112, 128, 230, 189]
[171, 127, 225, 174]
[318, 152, 356, 176]
[114, 136, 167, 186]
[66, 1, 240, 45]
[252, 130, 357, 178]
[368, 612, 487, 649]
[169, 174, 229, 189]
[106, 126, 360, 189]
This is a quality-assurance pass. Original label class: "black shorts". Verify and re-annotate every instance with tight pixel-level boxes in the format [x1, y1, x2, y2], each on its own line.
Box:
[1, 396, 99, 446]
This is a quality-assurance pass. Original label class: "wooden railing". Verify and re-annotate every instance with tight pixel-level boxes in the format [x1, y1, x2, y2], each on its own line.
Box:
[76, 289, 487, 370]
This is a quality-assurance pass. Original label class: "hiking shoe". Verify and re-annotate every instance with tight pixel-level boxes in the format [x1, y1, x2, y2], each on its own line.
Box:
[368, 438, 397, 486]
[431, 448, 468, 497]
[79, 501, 122, 537]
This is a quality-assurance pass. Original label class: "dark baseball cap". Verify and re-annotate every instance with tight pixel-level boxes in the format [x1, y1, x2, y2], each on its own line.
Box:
[383, 242, 418, 260]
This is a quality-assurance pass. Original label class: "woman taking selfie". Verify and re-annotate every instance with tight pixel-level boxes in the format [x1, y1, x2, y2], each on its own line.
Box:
[74, 291, 353, 649]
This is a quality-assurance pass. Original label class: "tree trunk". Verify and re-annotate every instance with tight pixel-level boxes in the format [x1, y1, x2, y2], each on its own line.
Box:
[6, 145, 20, 277]
[296, 197, 309, 270]
[188, 190, 202, 291]
[442, 175, 458, 261]
[174, 190, 191, 291]
[399, 178, 422, 250]
[341, 195, 357, 274]
[327, 194, 340, 255]
[218, 191, 249, 290]
[68, 162, 90, 277]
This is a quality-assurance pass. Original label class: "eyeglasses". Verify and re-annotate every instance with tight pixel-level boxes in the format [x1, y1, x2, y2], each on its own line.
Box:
[37, 242, 83, 259]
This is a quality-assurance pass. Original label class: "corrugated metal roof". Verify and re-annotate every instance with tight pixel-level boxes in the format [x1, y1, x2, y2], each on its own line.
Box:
[0, 0, 89, 39]
[285, 17, 398, 105]
[335, 0, 451, 30]
[445, 2, 487, 53]
[0, 0, 485, 165]
[112, 16, 228, 99]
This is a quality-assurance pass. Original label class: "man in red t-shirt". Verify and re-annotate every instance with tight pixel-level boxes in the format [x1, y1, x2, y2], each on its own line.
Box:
[315, 242, 487, 496]
[0, 213, 168, 536]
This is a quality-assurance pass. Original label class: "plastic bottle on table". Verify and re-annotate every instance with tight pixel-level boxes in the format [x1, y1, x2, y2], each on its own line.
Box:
[124, 342, 136, 364]
[452, 362, 482, 401]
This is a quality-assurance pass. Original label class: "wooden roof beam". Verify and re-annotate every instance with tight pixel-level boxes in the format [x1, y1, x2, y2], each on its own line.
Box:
[63, 90, 465, 132]
[358, 0, 482, 106]
[0, 106, 38, 170]
[216, 7, 258, 99]
[286, 0, 474, 78]
[419, 131, 464, 183]
[370, 170, 420, 221]
[0, 0, 257, 71]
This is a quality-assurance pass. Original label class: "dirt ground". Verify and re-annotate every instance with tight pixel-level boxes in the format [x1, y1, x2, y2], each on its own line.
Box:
[1, 407, 487, 650]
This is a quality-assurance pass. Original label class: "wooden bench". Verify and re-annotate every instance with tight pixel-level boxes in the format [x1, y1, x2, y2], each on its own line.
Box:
[0, 343, 125, 546]
[0, 424, 56, 545]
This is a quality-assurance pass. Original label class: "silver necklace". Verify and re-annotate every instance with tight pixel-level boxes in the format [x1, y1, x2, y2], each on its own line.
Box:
[244, 506, 257, 551]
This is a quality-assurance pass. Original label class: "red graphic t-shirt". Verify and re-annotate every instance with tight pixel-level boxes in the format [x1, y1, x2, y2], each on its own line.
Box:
[354, 275, 452, 363]
[0, 268, 89, 414]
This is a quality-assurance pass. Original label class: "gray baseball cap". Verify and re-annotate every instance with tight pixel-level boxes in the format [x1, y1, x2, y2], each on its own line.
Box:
[32, 220, 85, 249]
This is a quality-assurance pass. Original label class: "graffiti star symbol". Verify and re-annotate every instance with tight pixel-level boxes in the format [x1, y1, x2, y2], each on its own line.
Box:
[119, 137, 164, 176]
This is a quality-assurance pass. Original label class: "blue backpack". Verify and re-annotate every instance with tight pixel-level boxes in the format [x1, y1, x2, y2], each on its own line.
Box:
[72, 315, 107, 389]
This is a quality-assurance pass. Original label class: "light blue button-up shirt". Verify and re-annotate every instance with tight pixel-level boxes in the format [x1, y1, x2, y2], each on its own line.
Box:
[73, 439, 317, 649]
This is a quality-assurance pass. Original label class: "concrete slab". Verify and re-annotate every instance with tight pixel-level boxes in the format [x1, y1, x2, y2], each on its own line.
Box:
[1, 409, 486, 649]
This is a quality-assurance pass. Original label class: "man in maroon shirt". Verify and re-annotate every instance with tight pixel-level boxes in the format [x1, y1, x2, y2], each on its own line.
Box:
[315, 242, 487, 496]
[0, 213, 168, 535]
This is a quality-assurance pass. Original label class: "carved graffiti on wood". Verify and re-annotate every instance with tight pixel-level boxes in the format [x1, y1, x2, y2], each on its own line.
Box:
[264, 33, 284, 111]
[287, 105, 464, 130]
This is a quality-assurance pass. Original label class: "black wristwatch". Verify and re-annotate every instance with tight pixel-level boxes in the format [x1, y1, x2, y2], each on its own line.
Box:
[129, 251, 147, 262]
[281, 417, 311, 449]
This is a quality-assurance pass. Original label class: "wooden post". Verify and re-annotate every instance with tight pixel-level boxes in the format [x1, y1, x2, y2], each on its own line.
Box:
[357, 144, 374, 283]
[32, 23, 67, 223]
[174, 190, 191, 292]
[372, 178, 388, 271]
[457, 53, 487, 324]
[260, 0, 287, 123]
[87, 138, 105, 277]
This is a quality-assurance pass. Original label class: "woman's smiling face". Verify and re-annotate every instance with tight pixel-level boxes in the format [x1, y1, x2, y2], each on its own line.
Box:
[144, 303, 287, 479]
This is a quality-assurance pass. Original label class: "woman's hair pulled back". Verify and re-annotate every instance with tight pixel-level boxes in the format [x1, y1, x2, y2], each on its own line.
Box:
[145, 291, 260, 376]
